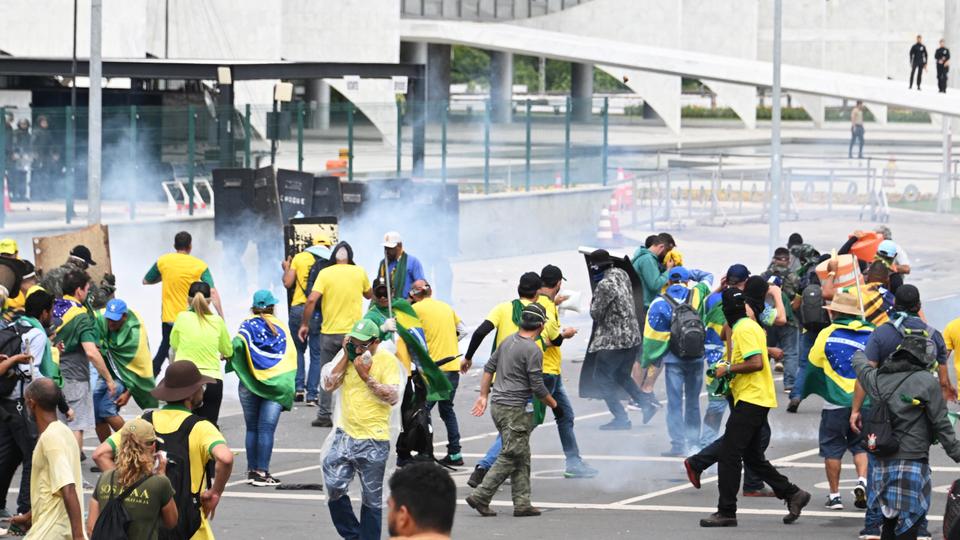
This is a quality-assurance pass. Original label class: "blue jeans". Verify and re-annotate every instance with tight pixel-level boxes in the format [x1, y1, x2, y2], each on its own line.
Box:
[789, 329, 816, 401]
[238, 384, 284, 472]
[478, 436, 502, 470]
[93, 378, 126, 422]
[543, 374, 581, 466]
[289, 304, 322, 401]
[427, 372, 461, 455]
[701, 399, 727, 445]
[769, 325, 799, 389]
[664, 356, 703, 451]
[323, 430, 388, 540]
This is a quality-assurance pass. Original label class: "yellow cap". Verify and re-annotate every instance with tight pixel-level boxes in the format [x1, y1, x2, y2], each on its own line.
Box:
[0, 239, 18, 256]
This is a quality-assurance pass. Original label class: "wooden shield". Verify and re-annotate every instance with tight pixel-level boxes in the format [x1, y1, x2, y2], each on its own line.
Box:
[33, 225, 113, 284]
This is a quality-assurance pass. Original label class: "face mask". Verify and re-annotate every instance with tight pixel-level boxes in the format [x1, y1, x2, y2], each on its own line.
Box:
[345, 342, 359, 361]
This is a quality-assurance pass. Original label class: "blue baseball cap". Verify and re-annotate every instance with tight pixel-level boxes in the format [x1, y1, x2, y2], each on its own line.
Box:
[252, 290, 279, 309]
[668, 266, 690, 283]
[877, 240, 898, 259]
[725, 264, 750, 285]
[104, 299, 128, 321]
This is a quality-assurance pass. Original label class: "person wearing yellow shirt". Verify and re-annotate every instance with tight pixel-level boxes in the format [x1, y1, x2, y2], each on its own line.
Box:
[944, 316, 960, 399]
[282, 242, 332, 404]
[320, 318, 401, 540]
[299, 241, 372, 428]
[410, 281, 467, 466]
[698, 288, 811, 528]
[144, 231, 223, 376]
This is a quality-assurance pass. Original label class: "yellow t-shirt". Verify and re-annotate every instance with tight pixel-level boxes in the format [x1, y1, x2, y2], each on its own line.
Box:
[169, 311, 232, 379]
[312, 264, 371, 335]
[28, 421, 83, 540]
[340, 349, 402, 441]
[5, 290, 24, 311]
[538, 295, 563, 375]
[944, 317, 960, 398]
[289, 251, 316, 307]
[486, 298, 560, 350]
[413, 297, 462, 372]
[729, 318, 777, 408]
[147, 253, 214, 323]
[108, 406, 226, 540]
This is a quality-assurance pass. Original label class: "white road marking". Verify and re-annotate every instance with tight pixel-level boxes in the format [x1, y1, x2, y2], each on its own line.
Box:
[611, 476, 719, 505]
[225, 464, 324, 488]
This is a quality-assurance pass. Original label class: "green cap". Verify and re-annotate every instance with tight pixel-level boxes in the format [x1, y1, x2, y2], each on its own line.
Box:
[347, 319, 380, 342]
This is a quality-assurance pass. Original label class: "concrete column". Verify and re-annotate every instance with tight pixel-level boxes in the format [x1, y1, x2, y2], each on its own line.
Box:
[306, 79, 330, 130]
[427, 44, 451, 122]
[571, 62, 594, 122]
[489, 50, 513, 123]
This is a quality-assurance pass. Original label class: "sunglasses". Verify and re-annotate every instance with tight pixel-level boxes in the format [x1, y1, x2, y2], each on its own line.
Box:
[349, 339, 373, 351]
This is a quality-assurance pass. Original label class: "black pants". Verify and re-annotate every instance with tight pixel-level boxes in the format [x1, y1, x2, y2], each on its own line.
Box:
[910, 64, 924, 89]
[717, 401, 797, 516]
[0, 400, 36, 514]
[882, 517, 920, 540]
[396, 374, 433, 462]
[152, 322, 174, 376]
[194, 379, 224, 427]
[595, 346, 644, 422]
[938, 64, 949, 92]
[686, 420, 770, 491]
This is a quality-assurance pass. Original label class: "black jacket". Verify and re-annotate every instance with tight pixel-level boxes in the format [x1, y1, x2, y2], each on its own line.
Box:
[911, 43, 928, 66]
[937, 47, 951, 66]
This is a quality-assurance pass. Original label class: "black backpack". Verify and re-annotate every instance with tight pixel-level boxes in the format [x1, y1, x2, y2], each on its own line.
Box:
[143, 411, 205, 540]
[799, 284, 830, 332]
[661, 293, 706, 359]
[861, 372, 916, 456]
[0, 322, 28, 397]
[945, 478, 960, 540]
[303, 253, 331, 297]
[90, 474, 153, 540]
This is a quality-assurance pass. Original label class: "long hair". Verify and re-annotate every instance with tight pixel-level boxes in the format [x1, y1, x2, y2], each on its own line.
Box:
[251, 306, 278, 335]
[191, 292, 212, 326]
[114, 431, 154, 490]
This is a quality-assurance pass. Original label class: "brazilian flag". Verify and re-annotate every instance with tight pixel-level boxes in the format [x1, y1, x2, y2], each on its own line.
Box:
[227, 314, 297, 410]
[802, 318, 874, 407]
[96, 309, 159, 410]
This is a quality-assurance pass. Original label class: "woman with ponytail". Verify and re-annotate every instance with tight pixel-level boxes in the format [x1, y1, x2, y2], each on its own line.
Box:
[87, 418, 178, 539]
[228, 290, 296, 486]
[169, 281, 232, 424]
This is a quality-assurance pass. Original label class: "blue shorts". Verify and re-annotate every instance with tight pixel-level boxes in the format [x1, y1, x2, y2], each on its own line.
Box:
[93, 378, 126, 422]
[818, 407, 864, 459]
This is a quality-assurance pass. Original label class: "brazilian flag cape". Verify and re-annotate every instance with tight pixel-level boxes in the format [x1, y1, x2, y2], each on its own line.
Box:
[53, 295, 97, 358]
[640, 282, 711, 367]
[366, 299, 452, 402]
[802, 317, 874, 407]
[19, 316, 61, 386]
[95, 309, 158, 410]
[227, 314, 297, 411]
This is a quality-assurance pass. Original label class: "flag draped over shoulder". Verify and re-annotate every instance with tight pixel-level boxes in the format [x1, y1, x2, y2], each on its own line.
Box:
[702, 291, 727, 397]
[641, 282, 710, 367]
[803, 318, 874, 407]
[227, 314, 297, 410]
[96, 310, 158, 409]
[367, 300, 452, 402]
[19, 316, 61, 386]
[54, 296, 95, 353]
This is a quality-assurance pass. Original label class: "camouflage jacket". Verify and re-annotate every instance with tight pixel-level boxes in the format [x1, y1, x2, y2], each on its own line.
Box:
[39, 260, 115, 309]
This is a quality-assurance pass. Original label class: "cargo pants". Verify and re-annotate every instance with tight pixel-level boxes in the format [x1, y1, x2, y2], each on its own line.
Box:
[471, 402, 534, 508]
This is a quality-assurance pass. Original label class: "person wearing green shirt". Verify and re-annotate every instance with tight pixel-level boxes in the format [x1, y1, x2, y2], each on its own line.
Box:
[169, 281, 232, 426]
[630, 235, 674, 417]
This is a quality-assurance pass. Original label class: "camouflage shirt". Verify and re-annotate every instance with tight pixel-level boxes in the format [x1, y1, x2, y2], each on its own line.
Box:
[39, 259, 115, 309]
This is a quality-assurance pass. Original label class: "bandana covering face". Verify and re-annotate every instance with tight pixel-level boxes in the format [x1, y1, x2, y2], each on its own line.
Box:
[722, 288, 748, 325]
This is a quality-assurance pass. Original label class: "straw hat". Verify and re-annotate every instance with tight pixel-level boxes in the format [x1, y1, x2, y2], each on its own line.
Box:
[823, 291, 864, 317]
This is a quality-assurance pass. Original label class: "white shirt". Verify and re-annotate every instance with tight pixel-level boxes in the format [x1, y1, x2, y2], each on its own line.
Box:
[894, 243, 911, 267]
[3, 326, 47, 400]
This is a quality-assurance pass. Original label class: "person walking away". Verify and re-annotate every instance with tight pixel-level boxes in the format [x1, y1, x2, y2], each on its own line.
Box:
[299, 241, 372, 428]
[936, 39, 951, 93]
[800, 291, 871, 510]
[227, 290, 296, 487]
[40, 245, 115, 309]
[762, 247, 801, 381]
[86, 418, 178, 539]
[387, 462, 456, 540]
[699, 288, 810, 527]
[282, 240, 331, 404]
[643, 266, 710, 456]
[909, 35, 928, 90]
[321, 319, 402, 540]
[92, 361, 234, 540]
[144, 231, 223, 376]
[9, 379, 84, 539]
[465, 303, 559, 518]
[850, 101, 865, 159]
[378, 232, 426, 300]
[630, 235, 673, 419]
[584, 250, 645, 430]
[93, 299, 158, 443]
[10, 118, 30, 202]
[169, 281, 232, 426]
[410, 282, 468, 467]
[54, 270, 117, 451]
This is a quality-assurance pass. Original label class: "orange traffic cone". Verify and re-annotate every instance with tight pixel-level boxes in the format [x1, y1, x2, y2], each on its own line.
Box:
[617, 167, 625, 182]
[608, 196, 621, 238]
[554, 173, 562, 189]
[596, 207, 614, 246]
[3, 178, 12, 213]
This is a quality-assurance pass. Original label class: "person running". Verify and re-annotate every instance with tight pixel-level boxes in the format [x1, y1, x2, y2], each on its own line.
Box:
[387, 462, 456, 540]
[300, 241, 372, 428]
[9, 379, 84, 539]
[762, 247, 801, 383]
[54, 269, 117, 451]
[410, 281, 467, 467]
[801, 291, 871, 511]
[228, 290, 296, 487]
[465, 303, 558, 518]
[40, 245, 115, 309]
[698, 288, 810, 528]
[169, 281, 232, 426]
[86, 418, 178, 539]
[377, 232, 426, 300]
[92, 299, 158, 443]
[321, 318, 402, 540]
[282, 239, 331, 404]
[92, 361, 235, 540]
[144, 231, 223, 376]
[630, 235, 673, 418]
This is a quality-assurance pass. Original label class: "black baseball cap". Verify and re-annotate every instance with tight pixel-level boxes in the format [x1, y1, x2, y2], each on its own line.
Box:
[540, 265, 565, 285]
[69, 245, 96, 266]
[894, 284, 921, 313]
[519, 272, 543, 292]
[725, 264, 750, 285]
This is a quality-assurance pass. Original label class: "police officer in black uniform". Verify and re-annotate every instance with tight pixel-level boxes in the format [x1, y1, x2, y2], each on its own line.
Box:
[909, 35, 928, 90]
[936, 39, 951, 93]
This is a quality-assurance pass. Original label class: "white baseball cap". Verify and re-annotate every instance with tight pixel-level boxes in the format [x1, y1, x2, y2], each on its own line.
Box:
[382, 231, 402, 248]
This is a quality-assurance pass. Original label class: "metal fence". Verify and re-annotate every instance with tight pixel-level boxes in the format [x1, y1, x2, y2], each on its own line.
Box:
[401, 0, 591, 20]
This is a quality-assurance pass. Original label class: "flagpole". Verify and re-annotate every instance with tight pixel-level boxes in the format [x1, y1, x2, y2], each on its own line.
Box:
[852, 255, 866, 322]
[383, 248, 394, 320]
